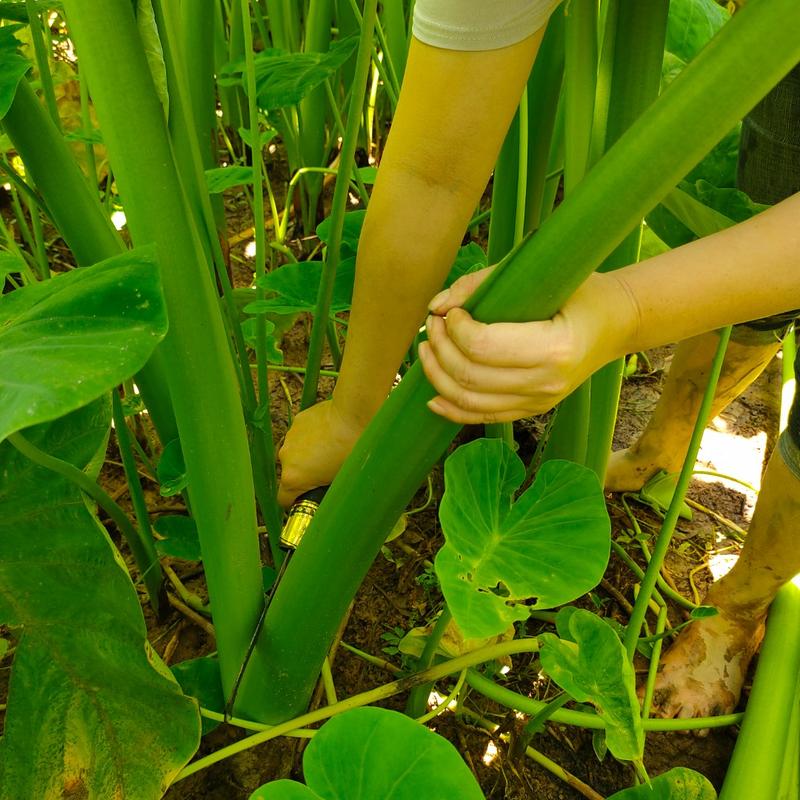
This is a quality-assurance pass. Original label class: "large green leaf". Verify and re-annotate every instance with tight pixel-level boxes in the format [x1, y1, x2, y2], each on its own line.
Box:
[0, 399, 200, 799]
[171, 656, 223, 736]
[249, 257, 356, 316]
[0, 25, 30, 119]
[316, 209, 365, 258]
[666, 0, 729, 63]
[0, 247, 167, 443]
[221, 35, 358, 109]
[539, 609, 643, 762]
[435, 439, 611, 639]
[608, 768, 717, 799]
[250, 707, 485, 799]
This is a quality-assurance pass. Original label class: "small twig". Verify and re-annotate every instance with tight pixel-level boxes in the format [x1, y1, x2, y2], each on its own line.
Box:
[167, 593, 215, 638]
[162, 621, 184, 666]
[600, 578, 634, 616]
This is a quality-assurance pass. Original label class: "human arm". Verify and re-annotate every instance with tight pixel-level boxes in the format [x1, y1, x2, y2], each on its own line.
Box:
[277, 30, 547, 506]
[420, 191, 800, 424]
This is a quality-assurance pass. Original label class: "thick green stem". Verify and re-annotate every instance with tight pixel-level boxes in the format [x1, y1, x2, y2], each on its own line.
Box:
[24, 0, 60, 131]
[623, 329, 731, 659]
[300, 0, 377, 409]
[7, 430, 164, 614]
[720, 583, 800, 799]
[62, 0, 268, 718]
[259, 0, 800, 722]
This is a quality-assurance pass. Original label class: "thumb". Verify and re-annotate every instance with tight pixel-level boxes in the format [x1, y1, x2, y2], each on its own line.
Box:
[428, 265, 495, 314]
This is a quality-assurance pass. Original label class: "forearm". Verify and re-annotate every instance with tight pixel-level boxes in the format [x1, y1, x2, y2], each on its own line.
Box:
[613, 192, 800, 356]
[332, 33, 544, 426]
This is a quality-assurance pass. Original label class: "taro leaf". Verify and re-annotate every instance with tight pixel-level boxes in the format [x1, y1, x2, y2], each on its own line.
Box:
[251, 782, 321, 800]
[0, 250, 27, 282]
[316, 209, 365, 257]
[444, 242, 488, 289]
[660, 51, 686, 92]
[661, 186, 733, 238]
[250, 257, 356, 316]
[157, 438, 188, 497]
[607, 767, 717, 799]
[205, 165, 254, 193]
[0, 399, 200, 799]
[154, 514, 201, 560]
[691, 605, 718, 620]
[665, 0, 729, 63]
[250, 707, 485, 799]
[221, 35, 358, 109]
[690, 179, 769, 223]
[539, 609, 643, 761]
[239, 126, 279, 150]
[171, 656, 224, 735]
[357, 165, 378, 184]
[637, 469, 692, 521]
[241, 317, 285, 364]
[0, 25, 31, 119]
[685, 125, 741, 189]
[0, 247, 166, 443]
[435, 439, 611, 639]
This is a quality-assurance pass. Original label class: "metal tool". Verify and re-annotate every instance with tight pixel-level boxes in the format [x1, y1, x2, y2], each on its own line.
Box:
[224, 486, 328, 717]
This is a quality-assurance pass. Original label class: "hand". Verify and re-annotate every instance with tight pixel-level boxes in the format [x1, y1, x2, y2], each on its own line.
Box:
[277, 400, 365, 507]
[419, 268, 636, 424]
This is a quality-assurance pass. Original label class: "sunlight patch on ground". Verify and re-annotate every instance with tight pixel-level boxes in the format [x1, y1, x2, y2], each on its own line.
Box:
[244, 240, 257, 258]
[708, 552, 739, 581]
[111, 210, 127, 231]
[482, 740, 498, 766]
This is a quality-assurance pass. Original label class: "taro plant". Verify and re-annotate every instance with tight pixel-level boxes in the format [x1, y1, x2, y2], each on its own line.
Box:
[1, 0, 800, 798]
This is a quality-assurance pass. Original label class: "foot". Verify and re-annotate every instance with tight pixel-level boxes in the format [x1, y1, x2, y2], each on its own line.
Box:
[605, 445, 679, 493]
[647, 605, 766, 720]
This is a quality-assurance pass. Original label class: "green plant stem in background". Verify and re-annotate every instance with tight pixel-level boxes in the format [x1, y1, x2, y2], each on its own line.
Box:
[7, 430, 164, 615]
[720, 583, 800, 800]
[380, 0, 407, 87]
[24, 0, 60, 131]
[240, 0, 283, 564]
[300, 0, 378, 410]
[406, 605, 453, 717]
[781, 327, 796, 434]
[584, 0, 669, 480]
[623, 328, 731, 660]
[640, 605, 667, 719]
[62, 0, 269, 718]
[466, 670, 742, 732]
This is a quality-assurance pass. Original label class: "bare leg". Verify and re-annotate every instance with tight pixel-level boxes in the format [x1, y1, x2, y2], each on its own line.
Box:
[606, 330, 780, 493]
[649, 448, 800, 718]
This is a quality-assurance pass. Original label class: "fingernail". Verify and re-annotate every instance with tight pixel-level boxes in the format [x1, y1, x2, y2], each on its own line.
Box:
[427, 398, 443, 415]
[429, 289, 449, 311]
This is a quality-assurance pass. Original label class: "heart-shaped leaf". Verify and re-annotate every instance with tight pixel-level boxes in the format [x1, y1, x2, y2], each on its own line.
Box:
[154, 514, 201, 560]
[666, 0, 729, 63]
[221, 36, 358, 109]
[316, 209, 365, 258]
[0, 246, 167, 443]
[0, 399, 200, 798]
[444, 242, 487, 289]
[608, 767, 717, 798]
[250, 707, 484, 799]
[0, 250, 27, 282]
[250, 257, 356, 316]
[539, 609, 643, 761]
[205, 165, 254, 194]
[171, 656, 224, 735]
[0, 26, 31, 119]
[435, 439, 610, 639]
[157, 438, 188, 497]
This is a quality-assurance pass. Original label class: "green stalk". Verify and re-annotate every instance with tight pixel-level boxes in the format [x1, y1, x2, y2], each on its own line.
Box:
[540, 0, 597, 465]
[781, 328, 796, 434]
[623, 328, 731, 659]
[3, 79, 178, 444]
[720, 583, 800, 799]
[380, 0, 408, 87]
[299, 0, 334, 230]
[62, 0, 268, 718]
[77, 63, 98, 187]
[466, 669, 742, 732]
[778, 686, 800, 800]
[406, 605, 452, 717]
[7, 430, 164, 614]
[241, 0, 283, 562]
[24, 0, 61, 131]
[584, 0, 669, 480]
[300, 0, 378, 410]
[259, 0, 800, 722]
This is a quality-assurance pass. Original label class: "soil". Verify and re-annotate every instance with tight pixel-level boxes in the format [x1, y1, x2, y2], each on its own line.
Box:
[0, 169, 784, 800]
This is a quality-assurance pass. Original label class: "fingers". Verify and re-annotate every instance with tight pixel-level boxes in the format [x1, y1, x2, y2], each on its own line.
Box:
[428, 265, 495, 314]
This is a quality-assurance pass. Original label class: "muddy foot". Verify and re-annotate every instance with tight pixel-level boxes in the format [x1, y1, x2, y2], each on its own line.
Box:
[605, 446, 674, 493]
[648, 606, 766, 720]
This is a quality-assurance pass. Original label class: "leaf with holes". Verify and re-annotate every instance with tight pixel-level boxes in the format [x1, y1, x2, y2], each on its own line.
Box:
[539, 608, 643, 761]
[608, 767, 717, 798]
[435, 439, 610, 639]
[249, 707, 484, 799]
